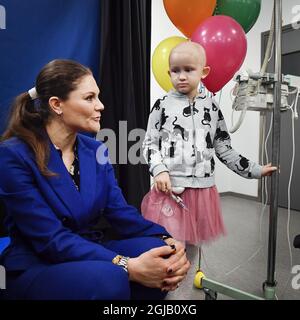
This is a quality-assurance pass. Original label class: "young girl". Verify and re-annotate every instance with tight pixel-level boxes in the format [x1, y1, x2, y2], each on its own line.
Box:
[142, 41, 276, 247]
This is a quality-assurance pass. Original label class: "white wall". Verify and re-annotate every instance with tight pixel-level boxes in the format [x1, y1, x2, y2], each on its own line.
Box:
[151, 0, 300, 196]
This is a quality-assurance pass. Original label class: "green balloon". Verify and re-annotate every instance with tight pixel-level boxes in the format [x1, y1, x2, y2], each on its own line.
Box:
[214, 0, 261, 33]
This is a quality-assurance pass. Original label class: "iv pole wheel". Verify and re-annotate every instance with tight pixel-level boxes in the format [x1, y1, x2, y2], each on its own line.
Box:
[262, 281, 277, 300]
[193, 269, 205, 289]
[204, 287, 218, 300]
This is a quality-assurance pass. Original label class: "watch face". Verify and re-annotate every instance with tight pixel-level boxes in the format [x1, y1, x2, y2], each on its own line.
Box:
[112, 255, 122, 264]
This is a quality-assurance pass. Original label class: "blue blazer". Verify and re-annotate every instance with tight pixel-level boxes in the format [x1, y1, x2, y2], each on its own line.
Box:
[0, 134, 167, 271]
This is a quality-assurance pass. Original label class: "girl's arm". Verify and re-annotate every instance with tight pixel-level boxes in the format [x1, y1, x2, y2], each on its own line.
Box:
[213, 109, 263, 179]
[142, 98, 169, 177]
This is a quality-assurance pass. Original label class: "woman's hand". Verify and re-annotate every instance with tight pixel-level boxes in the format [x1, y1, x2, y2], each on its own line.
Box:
[127, 245, 176, 288]
[161, 239, 191, 291]
[154, 172, 172, 193]
[127, 241, 190, 290]
[262, 163, 277, 177]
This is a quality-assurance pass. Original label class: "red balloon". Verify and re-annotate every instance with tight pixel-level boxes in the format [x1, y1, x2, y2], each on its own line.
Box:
[191, 15, 247, 93]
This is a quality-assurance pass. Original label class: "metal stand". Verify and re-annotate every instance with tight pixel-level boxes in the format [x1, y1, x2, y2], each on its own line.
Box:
[194, 247, 265, 300]
[194, 0, 282, 300]
[263, 0, 282, 300]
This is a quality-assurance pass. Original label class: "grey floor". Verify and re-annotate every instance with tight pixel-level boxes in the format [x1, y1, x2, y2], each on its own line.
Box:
[165, 195, 300, 300]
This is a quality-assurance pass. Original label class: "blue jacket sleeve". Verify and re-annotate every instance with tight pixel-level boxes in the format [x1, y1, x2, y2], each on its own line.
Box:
[0, 145, 118, 263]
[103, 161, 169, 238]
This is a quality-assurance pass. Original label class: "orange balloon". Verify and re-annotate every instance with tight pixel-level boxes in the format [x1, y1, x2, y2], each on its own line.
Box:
[163, 0, 217, 38]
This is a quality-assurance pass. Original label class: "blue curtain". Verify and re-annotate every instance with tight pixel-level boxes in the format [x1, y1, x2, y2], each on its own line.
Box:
[0, 0, 101, 133]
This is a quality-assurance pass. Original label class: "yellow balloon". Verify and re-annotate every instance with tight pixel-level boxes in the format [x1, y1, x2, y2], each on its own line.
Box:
[152, 36, 187, 92]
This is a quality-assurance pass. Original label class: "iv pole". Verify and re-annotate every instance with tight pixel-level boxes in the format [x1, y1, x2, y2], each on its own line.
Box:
[195, 0, 282, 300]
[264, 0, 282, 300]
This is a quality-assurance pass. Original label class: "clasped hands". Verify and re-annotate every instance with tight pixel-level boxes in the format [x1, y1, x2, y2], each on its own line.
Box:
[127, 239, 190, 292]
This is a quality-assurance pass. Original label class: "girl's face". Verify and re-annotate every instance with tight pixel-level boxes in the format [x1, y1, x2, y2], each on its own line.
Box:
[59, 75, 104, 133]
[169, 51, 210, 99]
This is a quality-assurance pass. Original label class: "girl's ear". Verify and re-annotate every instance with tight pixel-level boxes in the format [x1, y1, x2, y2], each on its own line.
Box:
[201, 66, 211, 79]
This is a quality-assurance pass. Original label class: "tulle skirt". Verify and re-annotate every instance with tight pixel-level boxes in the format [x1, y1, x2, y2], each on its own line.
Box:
[141, 186, 226, 245]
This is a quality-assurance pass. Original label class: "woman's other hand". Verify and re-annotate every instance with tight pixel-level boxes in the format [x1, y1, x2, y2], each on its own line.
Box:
[161, 239, 190, 291]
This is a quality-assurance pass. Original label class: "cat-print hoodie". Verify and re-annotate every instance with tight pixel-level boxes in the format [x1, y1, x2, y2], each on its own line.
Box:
[142, 90, 262, 189]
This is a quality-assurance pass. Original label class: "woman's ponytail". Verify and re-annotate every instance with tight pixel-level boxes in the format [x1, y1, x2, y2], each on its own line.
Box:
[1, 91, 54, 177]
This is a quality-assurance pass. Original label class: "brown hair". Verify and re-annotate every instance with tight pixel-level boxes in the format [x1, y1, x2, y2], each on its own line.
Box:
[1, 59, 92, 176]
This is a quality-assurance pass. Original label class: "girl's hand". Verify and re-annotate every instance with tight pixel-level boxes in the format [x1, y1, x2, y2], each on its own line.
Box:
[154, 172, 172, 193]
[262, 163, 277, 177]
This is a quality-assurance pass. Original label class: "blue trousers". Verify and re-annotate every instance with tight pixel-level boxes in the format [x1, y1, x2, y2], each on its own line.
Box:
[3, 237, 168, 300]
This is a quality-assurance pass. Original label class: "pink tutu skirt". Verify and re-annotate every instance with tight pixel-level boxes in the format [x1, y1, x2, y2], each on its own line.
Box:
[141, 186, 226, 245]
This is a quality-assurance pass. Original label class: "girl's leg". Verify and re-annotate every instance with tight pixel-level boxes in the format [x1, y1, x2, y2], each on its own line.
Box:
[185, 244, 199, 264]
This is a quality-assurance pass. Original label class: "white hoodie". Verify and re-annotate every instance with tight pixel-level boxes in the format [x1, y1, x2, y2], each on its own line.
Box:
[143, 90, 262, 189]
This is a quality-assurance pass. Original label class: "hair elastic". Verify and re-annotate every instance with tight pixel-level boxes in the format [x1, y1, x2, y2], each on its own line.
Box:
[28, 87, 38, 100]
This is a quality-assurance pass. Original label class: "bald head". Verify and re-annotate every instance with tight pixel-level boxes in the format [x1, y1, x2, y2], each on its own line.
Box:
[169, 41, 207, 68]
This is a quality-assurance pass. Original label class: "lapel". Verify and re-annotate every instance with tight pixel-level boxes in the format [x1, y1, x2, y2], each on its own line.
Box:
[46, 135, 96, 223]
[77, 135, 96, 215]
[47, 141, 84, 222]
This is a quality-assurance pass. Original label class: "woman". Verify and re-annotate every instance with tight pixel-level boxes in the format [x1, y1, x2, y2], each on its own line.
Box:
[0, 59, 190, 300]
